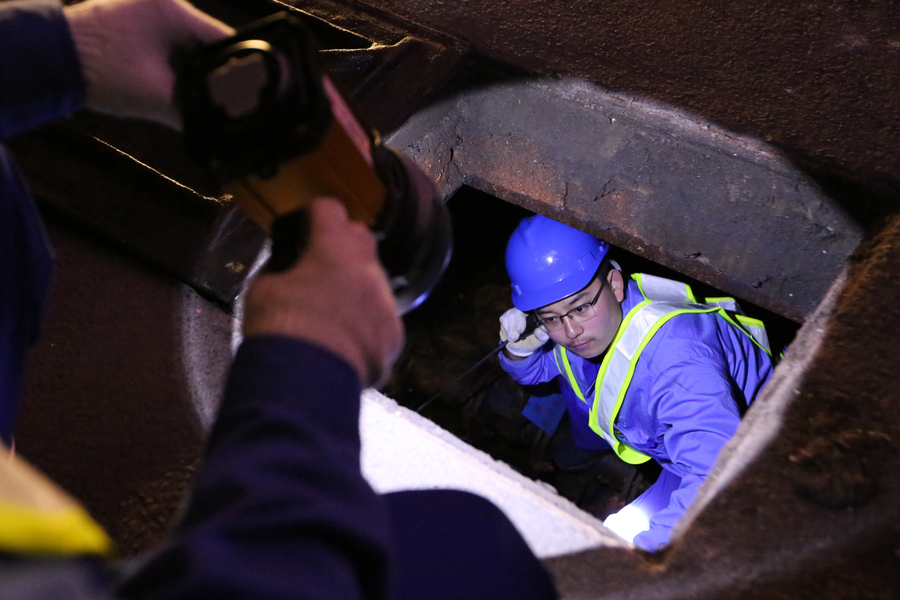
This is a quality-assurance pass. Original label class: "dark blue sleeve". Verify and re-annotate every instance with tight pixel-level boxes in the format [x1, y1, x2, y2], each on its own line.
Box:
[0, 147, 53, 444]
[0, 0, 78, 442]
[118, 336, 393, 600]
[0, 0, 85, 139]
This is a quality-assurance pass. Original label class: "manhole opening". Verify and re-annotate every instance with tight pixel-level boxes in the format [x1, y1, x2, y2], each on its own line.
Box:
[382, 185, 800, 526]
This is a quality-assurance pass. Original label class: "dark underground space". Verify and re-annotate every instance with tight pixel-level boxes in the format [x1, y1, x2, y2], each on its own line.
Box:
[383, 186, 800, 526]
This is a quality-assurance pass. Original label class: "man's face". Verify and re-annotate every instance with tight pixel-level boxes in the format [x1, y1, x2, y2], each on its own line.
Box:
[535, 269, 626, 359]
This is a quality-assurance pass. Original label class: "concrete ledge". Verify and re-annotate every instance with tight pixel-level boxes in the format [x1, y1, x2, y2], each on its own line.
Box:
[359, 389, 628, 558]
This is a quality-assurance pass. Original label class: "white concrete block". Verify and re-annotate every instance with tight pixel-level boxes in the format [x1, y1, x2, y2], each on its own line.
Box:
[359, 389, 628, 558]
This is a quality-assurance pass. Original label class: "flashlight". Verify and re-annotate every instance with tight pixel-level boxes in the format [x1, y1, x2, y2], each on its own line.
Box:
[175, 12, 451, 312]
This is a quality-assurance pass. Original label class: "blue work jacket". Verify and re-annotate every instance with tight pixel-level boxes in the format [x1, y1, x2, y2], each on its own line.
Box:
[500, 278, 774, 550]
[0, 0, 85, 442]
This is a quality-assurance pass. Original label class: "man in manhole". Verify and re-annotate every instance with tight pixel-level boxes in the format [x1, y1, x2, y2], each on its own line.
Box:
[499, 215, 775, 551]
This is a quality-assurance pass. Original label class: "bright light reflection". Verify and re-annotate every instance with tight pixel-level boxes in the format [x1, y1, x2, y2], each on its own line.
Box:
[603, 504, 649, 543]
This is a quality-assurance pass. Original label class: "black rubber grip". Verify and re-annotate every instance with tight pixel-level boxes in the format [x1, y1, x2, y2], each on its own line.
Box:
[265, 208, 311, 273]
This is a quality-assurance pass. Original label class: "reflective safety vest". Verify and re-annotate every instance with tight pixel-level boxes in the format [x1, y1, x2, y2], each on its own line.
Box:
[553, 273, 772, 465]
[0, 445, 112, 557]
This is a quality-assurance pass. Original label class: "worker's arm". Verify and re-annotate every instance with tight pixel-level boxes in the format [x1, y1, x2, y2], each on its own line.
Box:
[497, 344, 561, 385]
[0, 0, 86, 442]
[632, 351, 741, 552]
[0, 0, 233, 140]
[0, 0, 233, 447]
[0, 0, 84, 139]
[118, 199, 403, 599]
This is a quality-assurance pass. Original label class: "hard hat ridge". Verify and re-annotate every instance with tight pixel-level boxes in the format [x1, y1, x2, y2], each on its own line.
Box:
[505, 215, 609, 311]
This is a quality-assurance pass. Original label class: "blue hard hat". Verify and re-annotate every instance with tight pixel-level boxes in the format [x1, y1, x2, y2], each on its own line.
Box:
[505, 215, 609, 311]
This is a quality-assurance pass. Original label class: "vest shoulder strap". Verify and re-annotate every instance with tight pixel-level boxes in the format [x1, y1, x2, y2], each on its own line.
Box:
[634, 273, 697, 304]
[553, 346, 589, 404]
[589, 297, 710, 464]
[590, 273, 773, 464]
[560, 274, 772, 465]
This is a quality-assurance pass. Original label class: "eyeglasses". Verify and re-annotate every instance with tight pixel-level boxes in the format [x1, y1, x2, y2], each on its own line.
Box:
[535, 279, 606, 332]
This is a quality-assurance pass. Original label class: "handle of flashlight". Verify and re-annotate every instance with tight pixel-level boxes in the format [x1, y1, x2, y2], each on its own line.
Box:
[265, 208, 311, 273]
[522, 312, 539, 339]
[175, 13, 451, 312]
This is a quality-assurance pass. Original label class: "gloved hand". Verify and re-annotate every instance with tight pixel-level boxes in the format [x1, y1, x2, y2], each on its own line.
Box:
[499, 308, 549, 358]
[64, 0, 235, 129]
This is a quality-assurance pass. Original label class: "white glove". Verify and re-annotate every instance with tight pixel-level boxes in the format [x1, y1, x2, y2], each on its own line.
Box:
[499, 307, 550, 358]
[65, 0, 236, 129]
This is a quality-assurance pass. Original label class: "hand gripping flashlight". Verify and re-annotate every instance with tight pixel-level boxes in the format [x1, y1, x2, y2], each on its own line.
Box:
[175, 12, 451, 313]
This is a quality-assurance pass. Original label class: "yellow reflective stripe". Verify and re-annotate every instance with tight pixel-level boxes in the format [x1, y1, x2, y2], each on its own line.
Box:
[685, 284, 697, 304]
[635, 273, 697, 304]
[735, 314, 764, 329]
[587, 298, 656, 460]
[0, 502, 112, 556]
[722, 312, 773, 357]
[738, 320, 771, 356]
[633, 273, 645, 295]
[560, 345, 647, 461]
[696, 298, 772, 355]
[555, 346, 586, 403]
[552, 346, 566, 382]
[587, 298, 651, 437]
[614, 444, 653, 464]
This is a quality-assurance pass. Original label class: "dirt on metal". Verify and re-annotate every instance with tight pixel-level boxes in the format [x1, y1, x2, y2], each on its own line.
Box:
[366, 0, 900, 202]
[15, 217, 205, 556]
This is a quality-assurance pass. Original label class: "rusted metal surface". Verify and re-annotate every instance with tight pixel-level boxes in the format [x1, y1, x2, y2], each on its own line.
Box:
[193, 0, 470, 134]
[8, 118, 263, 303]
[12, 0, 882, 318]
[361, 0, 900, 202]
[15, 217, 209, 555]
[389, 79, 862, 321]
